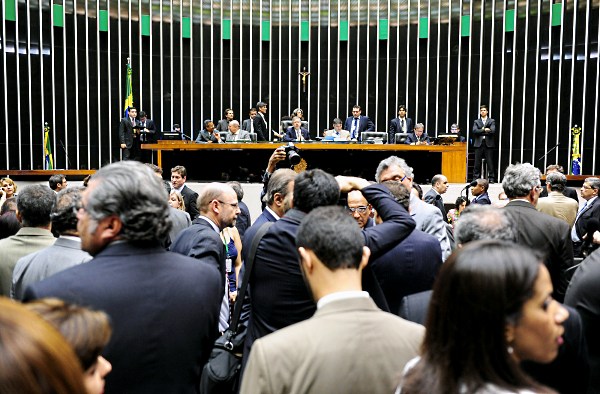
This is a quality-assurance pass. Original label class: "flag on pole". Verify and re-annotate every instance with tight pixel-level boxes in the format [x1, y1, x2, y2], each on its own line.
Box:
[123, 58, 133, 118]
[44, 122, 54, 170]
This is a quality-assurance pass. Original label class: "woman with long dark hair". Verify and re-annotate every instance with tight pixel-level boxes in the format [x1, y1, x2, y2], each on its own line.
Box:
[400, 240, 568, 394]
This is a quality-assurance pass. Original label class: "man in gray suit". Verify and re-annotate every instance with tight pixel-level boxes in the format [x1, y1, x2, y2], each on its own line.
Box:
[0, 185, 56, 296]
[241, 206, 424, 394]
[376, 156, 452, 260]
[225, 120, 250, 141]
[12, 187, 91, 300]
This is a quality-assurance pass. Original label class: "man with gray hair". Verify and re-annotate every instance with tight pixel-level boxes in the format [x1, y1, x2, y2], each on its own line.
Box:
[24, 161, 223, 393]
[375, 155, 452, 260]
[225, 120, 251, 141]
[502, 162, 574, 301]
[171, 182, 241, 332]
[404, 123, 430, 145]
[537, 171, 579, 227]
[0, 184, 56, 296]
[454, 204, 516, 246]
[11, 187, 92, 300]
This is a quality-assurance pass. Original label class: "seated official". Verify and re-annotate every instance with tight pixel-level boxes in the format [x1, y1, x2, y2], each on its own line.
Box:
[450, 123, 466, 142]
[283, 116, 310, 142]
[323, 118, 350, 141]
[404, 123, 430, 145]
[195, 120, 223, 144]
[225, 120, 251, 141]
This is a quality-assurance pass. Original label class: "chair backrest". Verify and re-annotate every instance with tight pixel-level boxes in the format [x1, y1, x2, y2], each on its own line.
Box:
[219, 132, 228, 141]
[248, 133, 257, 142]
[395, 133, 409, 144]
[281, 120, 309, 131]
[361, 132, 387, 143]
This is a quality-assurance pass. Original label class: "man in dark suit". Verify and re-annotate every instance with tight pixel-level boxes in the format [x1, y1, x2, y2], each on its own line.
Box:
[540, 164, 579, 203]
[372, 182, 442, 315]
[344, 105, 375, 141]
[423, 174, 449, 218]
[137, 110, 156, 162]
[216, 108, 235, 131]
[242, 168, 295, 251]
[283, 116, 310, 141]
[243, 170, 416, 367]
[571, 177, 600, 257]
[404, 123, 431, 145]
[23, 161, 223, 394]
[170, 183, 240, 333]
[170, 165, 199, 220]
[118, 106, 139, 160]
[195, 120, 223, 143]
[388, 105, 413, 144]
[253, 101, 269, 141]
[472, 104, 496, 182]
[471, 178, 492, 205]
[502, 163, 574, 301]
[242, 108, 257, 132]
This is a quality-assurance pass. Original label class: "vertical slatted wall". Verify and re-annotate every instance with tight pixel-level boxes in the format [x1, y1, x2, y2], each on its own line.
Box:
[1, 1, 599, 179]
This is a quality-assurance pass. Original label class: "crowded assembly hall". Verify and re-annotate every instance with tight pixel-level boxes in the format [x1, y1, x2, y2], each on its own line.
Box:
[2, 1, 600, 394]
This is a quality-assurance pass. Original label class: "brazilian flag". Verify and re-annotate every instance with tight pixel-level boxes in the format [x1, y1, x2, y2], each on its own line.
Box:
[123, 60, 133, 117]
[44, 123, 54, 170]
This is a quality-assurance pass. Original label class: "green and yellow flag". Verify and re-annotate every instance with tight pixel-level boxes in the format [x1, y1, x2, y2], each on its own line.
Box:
[123, 59, 133, 117]
[44, 122, 54, 170]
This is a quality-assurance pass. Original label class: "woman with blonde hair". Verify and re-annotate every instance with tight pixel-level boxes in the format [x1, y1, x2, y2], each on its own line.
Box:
[168, 190, 186, 211]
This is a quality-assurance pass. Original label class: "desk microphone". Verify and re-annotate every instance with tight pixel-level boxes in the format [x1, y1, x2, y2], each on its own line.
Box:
[462, 180, 478, 190]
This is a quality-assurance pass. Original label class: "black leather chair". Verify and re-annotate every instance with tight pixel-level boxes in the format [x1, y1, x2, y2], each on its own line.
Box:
[395, 133, 409, 144]
[219, 132, 228, 141]
[247, 133, 257, 142]
[361, 132, 388, 143]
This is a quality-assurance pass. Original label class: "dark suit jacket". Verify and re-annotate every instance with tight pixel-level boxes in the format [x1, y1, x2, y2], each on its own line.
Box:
[236, 200, 251, 240]
[283, 127, 310, 142]
[242, 209, 278, 252]
[179, 185, 199, 220]
[471, 192, 492, 205]
[504, 200, 574, 301]
[138, 119, 157, 143]
[371, 229, 442, 315]
[170, 217, 227, 290]
[573, 197, 600, 242]
[118, 117, 136, 148]
[566, 248, 600, 392]
[404, 132, 431, 145]
[253, 114, 268, 141]
[343, 116, 375, 140]
[423, 189, 446, 218]
[472, 117, 496, 148]
[388, 117, 413, 143]
[244, 184, 416, 361]
[23, 242, 222, 394]
[195, 129, 219, 143]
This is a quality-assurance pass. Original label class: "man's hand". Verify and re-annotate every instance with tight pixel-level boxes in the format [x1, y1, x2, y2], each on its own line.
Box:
[266, 147, 286, 173]
[120, 143, 126, 149]
[336, 176, 371, 193]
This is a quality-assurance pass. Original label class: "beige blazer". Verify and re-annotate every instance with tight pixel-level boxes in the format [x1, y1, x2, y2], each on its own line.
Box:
[0, 227, 56, 296]
[324, 129, 351, 140]
[241, 296, 424, 394]
[537, 191, 580, 227]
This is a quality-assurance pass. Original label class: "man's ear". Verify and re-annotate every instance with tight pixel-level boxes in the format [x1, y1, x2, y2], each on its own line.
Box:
[358, 246, 371, 271]
[298, 247, 314, 274]
[15, 210, 22, 223]
[98, 216, 123, 243]
[273, 192, 283, 207]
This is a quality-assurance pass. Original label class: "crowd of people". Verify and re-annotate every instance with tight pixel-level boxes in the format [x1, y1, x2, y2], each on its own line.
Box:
[0, 153, 599, 393]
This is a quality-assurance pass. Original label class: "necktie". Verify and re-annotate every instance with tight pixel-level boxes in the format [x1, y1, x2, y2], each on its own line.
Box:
[352, 118, 358, 139]
[401, 119, 405, 132]
[297, 130, 301, 141]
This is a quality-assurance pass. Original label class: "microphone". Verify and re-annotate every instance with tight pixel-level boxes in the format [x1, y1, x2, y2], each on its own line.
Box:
[462, 180, 478, 190]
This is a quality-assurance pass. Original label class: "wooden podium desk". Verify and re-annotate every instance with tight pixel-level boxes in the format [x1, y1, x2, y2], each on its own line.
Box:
[142, 141, 467, 183]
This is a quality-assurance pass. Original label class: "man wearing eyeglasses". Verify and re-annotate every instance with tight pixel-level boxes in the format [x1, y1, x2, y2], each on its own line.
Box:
[171, 182, 241, 333]
[571, 177, 600, 257]
[347, 190, 374, 229]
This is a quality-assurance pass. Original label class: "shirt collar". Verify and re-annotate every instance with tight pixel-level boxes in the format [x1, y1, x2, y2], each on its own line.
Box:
[265, 206, 280, 220]
[317, 291, 369, 309]
[198, 216, 220, 233]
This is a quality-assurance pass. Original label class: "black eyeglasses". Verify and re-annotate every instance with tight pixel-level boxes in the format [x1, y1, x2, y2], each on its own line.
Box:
[347, 206, 369, 214]
[217, 200, 239, 208]
[386, 175, 407, 182]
